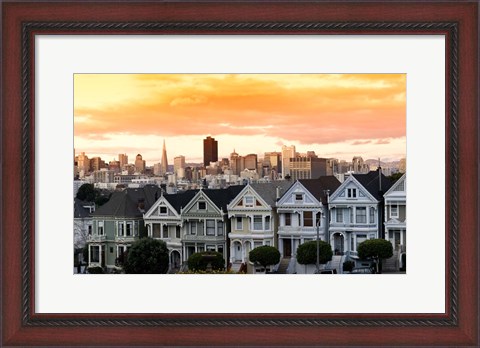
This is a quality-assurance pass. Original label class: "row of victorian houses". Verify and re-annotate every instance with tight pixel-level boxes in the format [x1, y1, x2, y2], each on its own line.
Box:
[75, 170, 406, 273]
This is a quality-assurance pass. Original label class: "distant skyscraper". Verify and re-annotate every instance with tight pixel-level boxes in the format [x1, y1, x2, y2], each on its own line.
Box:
[203, 136, 218, 167]
[118, 153, 128, 168]
[281, 145, 296, 178]
[244, 154, 258, 170]
[289, 157, 328, 180]
[161, 139, 168, 174]
[134, 154, 146, 173]
[174, 155, 186, 175]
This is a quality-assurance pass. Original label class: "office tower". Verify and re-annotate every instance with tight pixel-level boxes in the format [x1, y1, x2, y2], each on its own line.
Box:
[351, 156, 369, 174]
[289, 157, 328, 180]
[134, 154, 146, 173]
[161, 139, 168, 174]
[174, 155, 186, 175]
[203, 136, 218, 167]
[118, 153, 128, 168]
[281, 145, 296, 178]
[153, 163, 162, 176]
[77, 152, 90, 175]
[244, 154, 258, 171]
[90, 157, 105, 172]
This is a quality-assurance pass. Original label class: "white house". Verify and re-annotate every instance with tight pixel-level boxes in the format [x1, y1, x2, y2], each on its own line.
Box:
[328, 170, 393, 267]
[383, 173, 406, 270]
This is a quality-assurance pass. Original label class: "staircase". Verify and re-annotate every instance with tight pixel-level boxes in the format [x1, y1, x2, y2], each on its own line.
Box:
[327, 255, 344, 274]
[276, 257, 291, 274]
[382, 250, 400, 272]
[230, 262, 243, 273]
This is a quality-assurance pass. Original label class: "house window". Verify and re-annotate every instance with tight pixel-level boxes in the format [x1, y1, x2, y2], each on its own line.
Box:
[198, 245, 205, 252]
[217, 221, 224, 236]
[235, 217, 242, 230]
[356, 207, 367, 223]
[369, 208, 375, 223]
[153, 224, 161, 238]
[254, 241, 262, 249]
[206, 220, 216, 235]
[118, 223, 124, 236]
[126, 223, 132, 236]
[159, 206, 167, 215]
[218, 246, 224, 255]
[265, 216, 271, 230]
[90, 245, 100, 262]
[190, 222, 197, 235]
[336, 209, 343, 223]
[206, 245, 216, 251]
[88, 225, 92, 235]
[347, 188, 357, 198]
[253, 215, 263, 230]
[162, 225, 168, 239]
[265, 240, 271, 246]
[303, 211, 313, 227]
[109, 247, 114, 253]
[244, 196, 254, 208]
[198, 201, 206, 210]
[295, 194, 303, 202]
[390, 205, 399, 218]
[175, 226, 181, 239]
[285, 213, 291, 226]
[98, 222, 104, 236]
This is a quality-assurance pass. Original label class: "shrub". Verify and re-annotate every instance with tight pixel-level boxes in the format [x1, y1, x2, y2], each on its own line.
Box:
[187, 251, 225, 272]
[296, 241, 333, 265]
[123, 238, 169, 274]
[343, 260, 355, 273]
[249, 246, 280, 270]
[87, 266, 104, 274]
[357, 239, 393, 260]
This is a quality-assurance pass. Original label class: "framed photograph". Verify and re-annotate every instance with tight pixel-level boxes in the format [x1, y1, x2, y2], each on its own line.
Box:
[1, 1, 478, 346]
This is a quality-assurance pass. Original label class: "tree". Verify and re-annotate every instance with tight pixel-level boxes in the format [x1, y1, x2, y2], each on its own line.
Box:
[357, 238, 393, 274]
[187, 251, 225, 272]
[296, 241, 333, 269]
[76, 183, 96, 202]
[123, 238, 169, 274]
[249, 245, 280, 273]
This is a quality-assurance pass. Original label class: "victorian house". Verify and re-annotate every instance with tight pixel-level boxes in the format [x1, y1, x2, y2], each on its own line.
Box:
[276, 177, 341, 273]
[87, 185, 161, 272]
[227, 182, 292, 268]
[383, 173, 406, 270]
[143, 190, 197, 272]
[180, 186, 244, 266]
[327, 170, 392, 267]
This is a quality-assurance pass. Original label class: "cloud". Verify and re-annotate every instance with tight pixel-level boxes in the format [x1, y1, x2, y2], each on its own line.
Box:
[74, 74, 406, 147]
[375, 139, 391, 145]
[351, 140, 372, 145]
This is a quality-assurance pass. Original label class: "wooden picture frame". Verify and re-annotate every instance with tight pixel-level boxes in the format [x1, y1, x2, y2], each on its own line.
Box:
[1, 1, 478, 346]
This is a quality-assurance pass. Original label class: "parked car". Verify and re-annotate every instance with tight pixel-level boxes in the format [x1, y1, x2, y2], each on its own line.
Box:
[349, 267, 374, 274]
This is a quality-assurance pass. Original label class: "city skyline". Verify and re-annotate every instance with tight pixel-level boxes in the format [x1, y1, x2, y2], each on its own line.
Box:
[74, 74, 406, 164]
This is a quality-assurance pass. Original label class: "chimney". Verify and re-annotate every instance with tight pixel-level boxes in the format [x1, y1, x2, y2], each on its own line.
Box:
[276, 186, 281, 199]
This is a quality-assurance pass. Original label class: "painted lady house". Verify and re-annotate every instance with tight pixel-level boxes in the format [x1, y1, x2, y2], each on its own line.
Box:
[327, 169, 393, 268]
[276, 177, 341, 273]
[143, 190, 197, 272]
[87, 185, 161, 272]
[180, 186, 244, 266]
[383, 173, 407, 271]
[227, 181, 292, 272]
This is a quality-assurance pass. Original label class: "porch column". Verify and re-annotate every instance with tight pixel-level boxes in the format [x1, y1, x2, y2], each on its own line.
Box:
[230, 243, 234, 263]
[400, 229, 404, 246]
[88, 244, 91, 265]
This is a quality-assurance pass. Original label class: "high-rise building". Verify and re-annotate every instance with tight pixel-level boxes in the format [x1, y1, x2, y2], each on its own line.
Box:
[289, 157, 328, 180]
[161, 139, 168, 174]
[90, 157, 106, 172]
[203, 136, 218, 167]
[351, 156, 369, 174]
[153, 163, 162, 176]
[77, 152, 90, 175]
[244, 154, 258, 171]
[134, 154, 146, 173]
[118, 153, 128, 168]
[281, 145, 296, 178]
[174, 155, 186, 175]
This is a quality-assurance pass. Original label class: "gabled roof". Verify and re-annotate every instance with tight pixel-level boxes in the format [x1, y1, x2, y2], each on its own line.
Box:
[249, 181, 293, 206]
[352, 170, 393, 200]
[74, 198, 94, 219]
[163, 190, 199, 213]
[202, 185, 245, 211]
[92, 185, 162, 219]
[384, 173, 406, 196]
[299, 176, 341, 204]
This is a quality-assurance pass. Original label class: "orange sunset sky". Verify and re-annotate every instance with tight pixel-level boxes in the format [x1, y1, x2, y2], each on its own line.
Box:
[74, 74, 406, 165]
